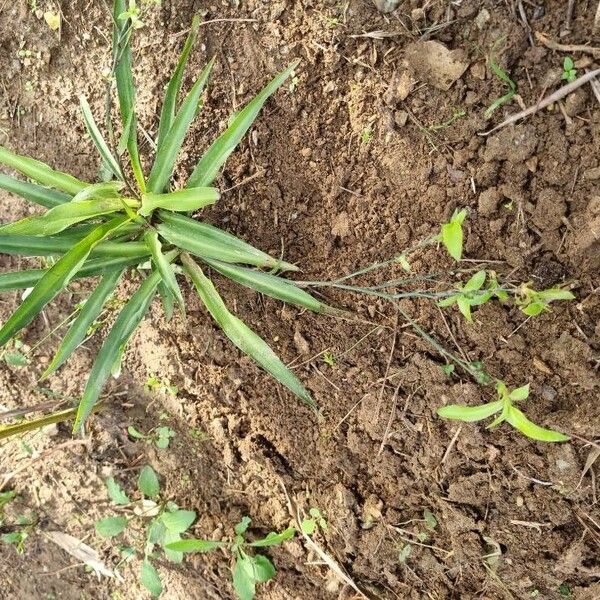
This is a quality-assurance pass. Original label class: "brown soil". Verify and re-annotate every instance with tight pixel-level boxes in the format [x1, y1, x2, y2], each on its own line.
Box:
[1, 1, 599, 599]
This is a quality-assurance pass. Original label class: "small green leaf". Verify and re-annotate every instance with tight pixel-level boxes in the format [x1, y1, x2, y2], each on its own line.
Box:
[165, 538, 224, 553]
[463, 270, 486, 292]
[437, 400, 504, 422]
[235, 516, 252, 536]
[138, 466, 160, 499]
[301, 519, 316, 535]
[456, 297, 473, 322]
[232, 554, 257, 600]
[521, 302, 545, 316]
[423, 509, 437, 530]
[4, 351, 29, 367]
[161, 509, 196, 534]
[508, 384, 530, 402]
[253, 554, 276, 583]
[563, 57, 574, 71]
[106, 476, 131, 505]
[440, 215, 463, 261]
[140, 559, 163, 598]
[398, 543, 412, 563]
[248, 527, 296, 547]
[95, 516, 128, 538]
[506, 406, 570, 442]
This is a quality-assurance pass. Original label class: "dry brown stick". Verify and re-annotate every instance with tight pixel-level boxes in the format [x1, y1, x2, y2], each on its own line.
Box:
[564, 0, 576, 33]
[535, 31, 600, 58]
[480, 68, 600, 136]
[595, 1, 600, 33]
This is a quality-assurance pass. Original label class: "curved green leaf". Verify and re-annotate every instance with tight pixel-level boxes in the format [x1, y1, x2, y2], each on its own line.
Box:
[248, 527, 296, 547]
[113, 0, 145, 192]
[187, 60, 299, 188]
[0, 217, 128, 347]
[138, 465, 160, 499]
[157, 210, 297, 271]
[42, 269, 124, 378]
[145, 230, 184, 312]
[156, 15, 201, 151]
[71, 181, 125, 203]
[205, 259, 331, 313]
[148, 59, 214, 194]
[95, 516, 128, 538]
[165, 539, 224, 553]
[80, 96, 124, 180]
[0, 145, 89, 195]
[73, 254, 176, 432]
[0, 197, 132, 236]
[0, 173, 70, 208]
[182, 254, 315, 408]
[140, 560, 162, 598]
[0, 234, 147, 258]
[139, 187, 219, 216]
[437, 400, 503, 422]
[506, 406, 570, 442]
[161, 509, 196, 534]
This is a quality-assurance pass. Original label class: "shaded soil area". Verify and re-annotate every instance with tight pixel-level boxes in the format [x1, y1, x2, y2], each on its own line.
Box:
[1, 1, 599, 599]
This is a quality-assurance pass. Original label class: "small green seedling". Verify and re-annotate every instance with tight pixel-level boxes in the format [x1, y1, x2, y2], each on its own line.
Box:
[0, 491, 36, 554]
[561, 57, 577, 83]
[437, 381, 569, 442]
[2, 340, 29, 367]
[322, 351, 336, 367]
[485, 41, 517, 119]
[360, 125, 373, 144]
[127, 425, 176, 449]
[166, 517, 296, 600]
[118, 0, 144, 29]
[516, 284, 574, 316]
[438, 270, 492, 322]
[300, 507, 328, 535]
[441, 363, 455, 377]
[145, 374, 178, 396]
[439, 208, 467, 261]
[96, 467, 197, 598]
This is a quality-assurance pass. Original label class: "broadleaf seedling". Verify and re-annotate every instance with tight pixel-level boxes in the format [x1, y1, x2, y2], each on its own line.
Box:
[561, 57, 577, 83]
[437, 380, 569, 442]
[439, 208, 466, 261]
[95, 466, 198, 597]
[167, 517, 296, 600]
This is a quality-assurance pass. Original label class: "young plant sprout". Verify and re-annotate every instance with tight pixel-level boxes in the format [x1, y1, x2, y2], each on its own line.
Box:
[561, 57, 577, 83]
[167, 516, 296, 600]
[437, 381, 569, 442]
[0, 1, 337, 438]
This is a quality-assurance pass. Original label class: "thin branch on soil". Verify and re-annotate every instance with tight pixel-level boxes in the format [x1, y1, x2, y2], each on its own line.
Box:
[278, 479, 368, 599]
[377, 382, 401, 456]
[563, 0, 576, 34]
[480, 67, 600, 136]
[595, 1, 600, 32]
[440, 425, 462, 464]
[509, 464, 554, 487]
[535, 32, 600, 58]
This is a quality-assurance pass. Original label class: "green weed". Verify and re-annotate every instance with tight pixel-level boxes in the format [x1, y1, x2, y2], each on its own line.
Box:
[485, 41, 517, 119]
[127, 425, 176, 449]
[0, 1, 337, 440]
[561, 57, 577, 83]
[166, 516, 296, 600]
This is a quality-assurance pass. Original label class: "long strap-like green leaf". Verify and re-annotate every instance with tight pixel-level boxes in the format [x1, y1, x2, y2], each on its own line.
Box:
[186, 60, 298, 188]
[204, 259, 332, 314]
[144, 230, 184, 312]
[0, 255, 149, 292]
[0, 197, 131, 236]
[147, 59, 214, 194]
[42, 269, 124, 379]
[80, 96, 124, 181]
[0, 173, 70, 208]
[157, 210, 297, 271]
[73, 253, 177, 432]
[155, 14, 201, 152]
[181, 253, 315, 408]
[0, 216, 128, 346]
[113, 0, 145, 192]
[0, 145, 90, 195]
[0, 234, 148, 258]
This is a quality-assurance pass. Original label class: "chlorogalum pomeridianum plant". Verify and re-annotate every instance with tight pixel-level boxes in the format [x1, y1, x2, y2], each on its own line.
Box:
[0, 2, 334, 438]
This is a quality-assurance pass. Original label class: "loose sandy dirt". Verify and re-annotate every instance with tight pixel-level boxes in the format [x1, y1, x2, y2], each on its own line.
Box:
[0, 1, 599, 599]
